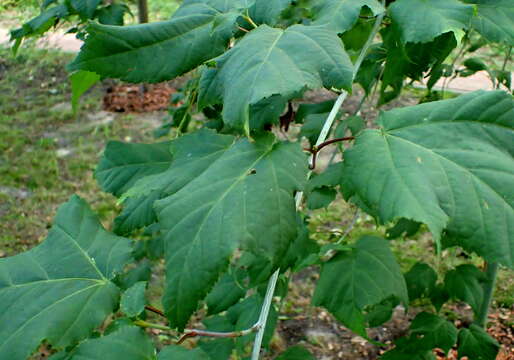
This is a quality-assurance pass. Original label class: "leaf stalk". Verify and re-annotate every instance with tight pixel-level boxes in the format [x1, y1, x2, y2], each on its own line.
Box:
[476, 262, 499, 328]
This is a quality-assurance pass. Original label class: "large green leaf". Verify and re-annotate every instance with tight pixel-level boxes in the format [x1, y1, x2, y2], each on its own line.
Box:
[0, 196, 133, 360]
[115, 130, 235, 233]
[60, 326, 155, 359]
[341, 91, 514, 266]
[198, 24, 353, 132]
[96, 141, 172, 197]
[152, 132, 307, 329]
[463, 0, 514, 46]
[313, 236, 408, 337]
[69, 4, 239, 83]
[457, 324, 500, 360]
[312, 0, 385, 33]
[388, 0, 473, 43]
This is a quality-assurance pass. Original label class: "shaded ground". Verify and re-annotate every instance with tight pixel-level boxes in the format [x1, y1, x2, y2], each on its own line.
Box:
[0, 45, 513, 360]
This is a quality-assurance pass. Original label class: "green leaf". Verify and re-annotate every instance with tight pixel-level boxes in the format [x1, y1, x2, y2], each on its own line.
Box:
[444, 264, 485, 314]
[386, 218, 421, 240]
[10, 4, 69, 41]
[462, 0, 514, 46]
[70, 0, 102, 19]
[381, 338, 436, 360]
[113, 191, 162, 235]
[206, 272, 246, 315]
[115, 260, 152, 290]
[0, 196, 133, 360]
[198, 338, 234, 360]
[199, 24, 353, 132]
[150, 131, 307, 329]
[300, 113, 328, 145]
[307, 187, 337, 210]
[97, 3, 129, 25]
[312, 0, 385, 33]
[341, 91, 514, 266]
[295, 99, 335, 124]
[275, 345, 316, 360]
[249, 0, 292, 26]
[404, 262, 437, 301]
[158, 346, 209, 360]
[388, 0, 473, 43]
[96, 141, 172, 197]
[70, 70, 100, 114]
[64, 326, 155, 359]
[69, 6, 239, 83]
[409, 312, 458, 353]
[457, 324, 500, 360]
[120, 281, 147, 317]
[313, 236, 408, 337]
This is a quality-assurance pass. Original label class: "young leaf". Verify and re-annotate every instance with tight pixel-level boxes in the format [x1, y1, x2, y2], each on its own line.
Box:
[120, 281, 147, 318]
[206, 272, 246, 315]
[313, 236, 408, 337]
[0, 196, 133, 360]
[96, 141, 172, 197]
[409, 312, 458, 353]
[444, 264, 485, 315]
[388, 0, 473, 43]
[312, 0, 385, 34]
[10, 4, 69, 41]
[70, 70, 100, 114]
[70, 0, 102, 19]
[462, 0, 514, 46]
[341, 91, 514, 266]
[158, 346, 209, 360]
[386, 218, 421, 240]
[381, 338, 436, 360]
[275, 345, 316, 360]
[69, 4, 239, 83]
[248, 0, 293, 26]
[97, 3, 129, 25]
[404, 262, 437, 301]
[198, 24, 353, 132]
[457, 324, 500, 360]
[59, 326, 155, 359]
[152, 132, 308, 329]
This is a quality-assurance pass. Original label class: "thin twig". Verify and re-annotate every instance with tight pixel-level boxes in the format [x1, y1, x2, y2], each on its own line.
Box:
[178, 324, 260, 344]
[306, 136, 355, 170]
[145, 305, 166, 318]
[238, 26, 249, 33]
[497, 45, 512, 90]
[134, 320, 174, 332]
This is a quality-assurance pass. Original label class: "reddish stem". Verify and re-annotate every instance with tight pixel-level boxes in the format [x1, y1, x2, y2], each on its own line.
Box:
[307, 136, 355, 169]
[145, 305, 166, 318]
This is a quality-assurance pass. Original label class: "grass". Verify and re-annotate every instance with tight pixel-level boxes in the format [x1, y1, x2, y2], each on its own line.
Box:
[0, 45, 161, 256]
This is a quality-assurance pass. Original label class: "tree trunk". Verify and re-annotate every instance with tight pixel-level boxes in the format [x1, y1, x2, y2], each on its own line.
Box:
[138, 0, 149, 23]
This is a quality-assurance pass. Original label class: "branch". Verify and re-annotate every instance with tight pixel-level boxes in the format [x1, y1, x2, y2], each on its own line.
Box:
[306, 136, 355, 170]
[178, 324, 260, 344]
[145, 305, 166, 317]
